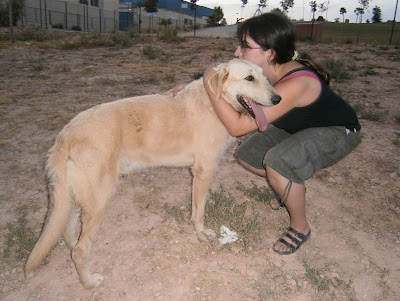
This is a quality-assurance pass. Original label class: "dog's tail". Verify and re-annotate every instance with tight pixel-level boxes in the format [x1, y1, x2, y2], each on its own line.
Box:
[25, 135, 73, 278]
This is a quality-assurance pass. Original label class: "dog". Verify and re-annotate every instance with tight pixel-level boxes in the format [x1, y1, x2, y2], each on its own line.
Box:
[24, 58, 281, 288]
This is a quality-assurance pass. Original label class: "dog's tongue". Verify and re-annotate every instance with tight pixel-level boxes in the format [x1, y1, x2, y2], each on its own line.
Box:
[250, 101, 268, 131]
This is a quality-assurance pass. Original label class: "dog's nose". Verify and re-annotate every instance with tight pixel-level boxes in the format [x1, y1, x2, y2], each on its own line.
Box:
[271, 94, 281, 105]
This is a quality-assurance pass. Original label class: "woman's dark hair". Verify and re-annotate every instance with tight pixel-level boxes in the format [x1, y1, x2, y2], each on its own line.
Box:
[237, 12, 330, 85]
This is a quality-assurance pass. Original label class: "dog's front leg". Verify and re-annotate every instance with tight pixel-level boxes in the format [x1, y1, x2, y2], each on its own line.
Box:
[191, 164, 216, 242]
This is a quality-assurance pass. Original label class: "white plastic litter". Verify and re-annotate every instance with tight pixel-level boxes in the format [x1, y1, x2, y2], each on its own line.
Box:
[219, 225, 238, 244]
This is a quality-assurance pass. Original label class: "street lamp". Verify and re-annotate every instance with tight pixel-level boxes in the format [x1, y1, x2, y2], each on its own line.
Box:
[231, 12, 238, 25]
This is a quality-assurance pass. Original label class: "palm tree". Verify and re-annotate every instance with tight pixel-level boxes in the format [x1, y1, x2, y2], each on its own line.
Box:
[340, 7, 347, 23]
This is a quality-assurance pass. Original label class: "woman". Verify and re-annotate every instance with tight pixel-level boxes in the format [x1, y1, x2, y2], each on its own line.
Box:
[203, 13, 361, 255]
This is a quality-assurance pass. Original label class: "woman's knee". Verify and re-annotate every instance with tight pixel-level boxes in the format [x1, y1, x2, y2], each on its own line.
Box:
[236, 157, 266, 177]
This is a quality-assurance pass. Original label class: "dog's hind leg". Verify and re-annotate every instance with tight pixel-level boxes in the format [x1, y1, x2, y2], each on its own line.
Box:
[68, 159, 118, 289]
[63, 205, 81, 250]
[191, 163, 217, 242]
[72, 206, 106, 288]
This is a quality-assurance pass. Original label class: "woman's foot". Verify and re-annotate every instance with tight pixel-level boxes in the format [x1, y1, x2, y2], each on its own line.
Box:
[273, 226, 311, 255]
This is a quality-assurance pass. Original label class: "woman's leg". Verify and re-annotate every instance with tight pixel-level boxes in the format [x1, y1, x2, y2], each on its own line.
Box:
[266, 166, 310, 253]
[236, 158, 266, 177]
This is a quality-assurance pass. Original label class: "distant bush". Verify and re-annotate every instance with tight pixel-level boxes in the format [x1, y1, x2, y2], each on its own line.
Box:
[51, 23, 64, 29]
[71, 25, 82, 31]
[143, 45, 157, 60]
[323, 58, 351, 82]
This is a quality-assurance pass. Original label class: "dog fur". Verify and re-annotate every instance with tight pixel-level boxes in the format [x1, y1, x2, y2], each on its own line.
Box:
[24, 58, 279, 288]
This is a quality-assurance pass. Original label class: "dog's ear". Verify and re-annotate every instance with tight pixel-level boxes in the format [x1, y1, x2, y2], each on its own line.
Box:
[208, 64, 229, 101]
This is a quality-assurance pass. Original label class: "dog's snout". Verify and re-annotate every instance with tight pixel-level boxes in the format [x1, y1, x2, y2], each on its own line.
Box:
[272, 94, 281, 105]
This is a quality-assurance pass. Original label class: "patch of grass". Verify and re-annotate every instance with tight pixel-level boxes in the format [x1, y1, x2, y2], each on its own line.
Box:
[3, 213, 37, 261]
[394, 115, 400, 124]
[164, 203, 188, 224]
[159, 29, 185, 43]
[360, 66, 378, 76]
[163, 72, 176, 83]
[322, 58, 351, 82]
[303, 262, 354, 297]
[393, 132, 400, 146]
[348, 64, 358, 71]
[204, 186, 261, 237]
[182, 57, 194, 64]
[143, 45, 157, 60]
[58, 32, 137, 50]
[315, 169, 330, 180]
[361, 110, 387, 122]
[236, 180, 274, 203]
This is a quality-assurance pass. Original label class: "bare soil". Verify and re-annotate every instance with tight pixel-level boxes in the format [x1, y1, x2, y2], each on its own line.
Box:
[0, 30, 399, 301]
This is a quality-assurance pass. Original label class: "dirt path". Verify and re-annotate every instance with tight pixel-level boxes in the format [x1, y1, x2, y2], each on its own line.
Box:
[0, 33, 399, 300]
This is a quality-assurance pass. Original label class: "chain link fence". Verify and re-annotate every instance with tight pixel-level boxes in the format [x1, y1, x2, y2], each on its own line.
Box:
[2, 0, 118, 32]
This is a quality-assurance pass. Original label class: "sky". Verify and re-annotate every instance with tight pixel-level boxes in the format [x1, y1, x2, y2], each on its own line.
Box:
[197, 0, 399, 24]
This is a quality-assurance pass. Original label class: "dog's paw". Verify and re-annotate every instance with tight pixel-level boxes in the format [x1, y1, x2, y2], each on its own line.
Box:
[197, 228, 216, 242]
[82, 273, 104, 289]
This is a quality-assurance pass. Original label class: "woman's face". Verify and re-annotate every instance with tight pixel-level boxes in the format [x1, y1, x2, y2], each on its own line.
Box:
[234, 36, 270, 67]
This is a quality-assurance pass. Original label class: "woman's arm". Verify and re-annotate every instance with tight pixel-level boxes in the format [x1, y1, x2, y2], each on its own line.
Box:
[203, 64, 319, 137]
[203, 63, 258, 136]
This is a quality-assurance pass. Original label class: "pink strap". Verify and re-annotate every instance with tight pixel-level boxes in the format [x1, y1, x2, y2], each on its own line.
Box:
[279, 71, 321, 83]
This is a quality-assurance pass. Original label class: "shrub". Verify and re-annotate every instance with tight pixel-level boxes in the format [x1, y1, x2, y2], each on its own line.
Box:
[52, 23, 64, 29]
[143, 45, 157, 60]
[323, 58, 351, 82]
[71, 25, 82, 31]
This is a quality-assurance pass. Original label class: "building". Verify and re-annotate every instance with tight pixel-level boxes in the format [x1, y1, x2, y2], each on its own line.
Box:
[119, 0, 213, 31]
[22, 0, 119, 32]
[20, 0, 213, 33]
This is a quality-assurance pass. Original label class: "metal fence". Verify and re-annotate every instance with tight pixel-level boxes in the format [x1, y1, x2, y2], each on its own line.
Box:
[20, 0, 118, 32]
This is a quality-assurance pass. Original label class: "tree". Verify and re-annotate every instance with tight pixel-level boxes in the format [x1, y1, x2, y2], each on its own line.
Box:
[357, 0, 370, 23]
[206, 6, 226, 27]
[354, 7, 363, 23]
[309, 1, 317, 40]
[339, 7, 347, 23]
[309, 1, 317, 21]
[0, 0, 25, 26]
[241, 0, 248, 19]
[280, 0, 294, 14]
[143, 0, 159, 30]
[255, 0, 268, 15]
[372, 6, 382, 23]
[143, 0, 158, 14]
[318, 2, 327, 21]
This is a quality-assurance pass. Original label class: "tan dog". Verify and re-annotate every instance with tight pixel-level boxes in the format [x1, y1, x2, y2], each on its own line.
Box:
[24, 58, 280, 288]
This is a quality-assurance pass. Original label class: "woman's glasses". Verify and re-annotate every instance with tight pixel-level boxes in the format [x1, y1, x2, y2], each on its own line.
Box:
[237, 45, 264, 53]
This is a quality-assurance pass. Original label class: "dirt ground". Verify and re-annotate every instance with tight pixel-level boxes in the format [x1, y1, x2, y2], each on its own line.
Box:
[0, 29, 399, 301]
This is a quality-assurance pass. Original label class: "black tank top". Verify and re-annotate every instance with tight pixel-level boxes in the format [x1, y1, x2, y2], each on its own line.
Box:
[272, 67, 361, 134]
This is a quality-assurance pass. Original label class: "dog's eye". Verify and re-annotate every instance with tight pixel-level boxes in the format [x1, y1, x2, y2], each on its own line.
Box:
[245, 75, 254, 81]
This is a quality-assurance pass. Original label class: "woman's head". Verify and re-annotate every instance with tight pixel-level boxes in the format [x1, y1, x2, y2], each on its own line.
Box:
[237, 12, 296, 65]
[236, 12, 331, 84]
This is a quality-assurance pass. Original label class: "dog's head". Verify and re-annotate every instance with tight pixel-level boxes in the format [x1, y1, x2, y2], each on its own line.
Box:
[208, 58, 281, 131]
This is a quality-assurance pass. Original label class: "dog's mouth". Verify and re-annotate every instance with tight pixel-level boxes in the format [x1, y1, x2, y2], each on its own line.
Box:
[237, 95, 268, 131]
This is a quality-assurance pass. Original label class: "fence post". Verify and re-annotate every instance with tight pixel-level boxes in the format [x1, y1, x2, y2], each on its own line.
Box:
[8, 0, 15, 43]
[39, 0, 42, 28]
[44, 0, 48, 29]
[65, 2, 68, 30]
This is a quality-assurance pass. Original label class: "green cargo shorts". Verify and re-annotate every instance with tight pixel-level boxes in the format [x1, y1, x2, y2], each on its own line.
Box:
[234, 125, 362, 184]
